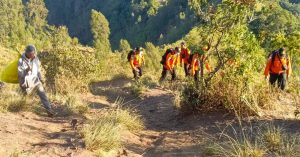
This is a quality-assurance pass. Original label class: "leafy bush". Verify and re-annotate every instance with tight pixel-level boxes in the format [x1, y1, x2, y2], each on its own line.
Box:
[39, 46, 98, 94]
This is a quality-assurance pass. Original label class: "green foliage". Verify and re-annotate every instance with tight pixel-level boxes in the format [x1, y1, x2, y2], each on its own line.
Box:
[44, 0, 196, 49]
[39, 46, 98, 94]
[144, 42, 162, 72]
[90, 9, 112, 54]
[118, 39, 131, 54]
[0, 0, 27, 47]
[185, 0, 265, 83]
[179, 0, 279, 115]
[24, 0, 48, 31]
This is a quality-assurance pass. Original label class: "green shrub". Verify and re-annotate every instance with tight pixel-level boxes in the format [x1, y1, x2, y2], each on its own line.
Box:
[39, 46, 98, 94]
[179, 72, 274, 116]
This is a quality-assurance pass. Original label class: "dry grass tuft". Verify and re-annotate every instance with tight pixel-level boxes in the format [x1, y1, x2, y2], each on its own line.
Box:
[82, 105, 144, 156]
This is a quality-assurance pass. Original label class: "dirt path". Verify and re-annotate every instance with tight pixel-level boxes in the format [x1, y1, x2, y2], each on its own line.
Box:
[87, 78, 237, 157]
[0, 77, 298, 157]
[88, 77, 300, 157]
[0, 112, 93, 157]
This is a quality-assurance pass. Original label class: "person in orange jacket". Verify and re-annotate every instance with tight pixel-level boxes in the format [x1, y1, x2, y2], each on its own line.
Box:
[160, 47, 180, 82]
[264, 48, 292, 90]
[130, 47, 145, 79]
[180, 42, 191, 76]
[190, 47, 211, 81]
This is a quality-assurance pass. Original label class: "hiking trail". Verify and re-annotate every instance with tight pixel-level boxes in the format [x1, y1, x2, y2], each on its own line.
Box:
[0, 77, 299, 157]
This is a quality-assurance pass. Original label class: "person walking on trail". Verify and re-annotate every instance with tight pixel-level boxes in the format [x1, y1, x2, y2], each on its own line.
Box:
[180, 42, 191, 76]
[189, 47, 211, 81]
[264, 48, 292, 90]
[189, 52, 212, 81]
[129, 47, 145, 80]
[18, 45, 54, 117]
[160, 47, 180, 82]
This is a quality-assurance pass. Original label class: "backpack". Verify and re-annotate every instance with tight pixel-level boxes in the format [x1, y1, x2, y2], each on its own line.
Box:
[268, 50, 289, 71]
[269, 50, 289, 65]
[127, 50, 134, 62]
[160, 48, 173, 65]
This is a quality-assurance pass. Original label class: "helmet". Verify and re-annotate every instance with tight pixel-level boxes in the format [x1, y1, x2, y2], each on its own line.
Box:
[136, 47, 144, 52]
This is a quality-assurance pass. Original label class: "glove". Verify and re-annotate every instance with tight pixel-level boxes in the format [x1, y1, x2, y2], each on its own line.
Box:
[265, 76, 268, 81]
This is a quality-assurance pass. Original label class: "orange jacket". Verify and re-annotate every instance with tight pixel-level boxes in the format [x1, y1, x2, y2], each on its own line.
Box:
[180, 48, 190, 64]
[190, 54, 211, 76]
[264, 54, 291, 76]
[164, 53, 178, 70]
[130, 53, 144, 68]
[174, 53, 181, 67]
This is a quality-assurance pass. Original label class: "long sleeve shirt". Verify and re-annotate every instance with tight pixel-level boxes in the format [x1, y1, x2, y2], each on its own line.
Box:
[18, 53, 42, 86]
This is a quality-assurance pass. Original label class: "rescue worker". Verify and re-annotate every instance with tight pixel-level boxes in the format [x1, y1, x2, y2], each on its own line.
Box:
[190, 46, 211, 81]
[160, 47, 180, 82]
[264, 48, 292, 90]
[180, 42, 191, 76]
[130, 47, 145, 79]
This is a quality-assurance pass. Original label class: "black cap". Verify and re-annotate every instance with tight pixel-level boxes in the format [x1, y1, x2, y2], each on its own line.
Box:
[278, 48, 285, 56]
[25, 45, 36, 54]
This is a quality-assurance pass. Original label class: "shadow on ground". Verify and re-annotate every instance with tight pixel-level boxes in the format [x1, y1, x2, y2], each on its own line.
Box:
[89, 75, 137, 102]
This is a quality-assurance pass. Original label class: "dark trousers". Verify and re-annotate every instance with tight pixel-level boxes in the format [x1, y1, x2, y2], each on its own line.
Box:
[160, 67, 176, 82]
[21, 83, 52, 111]
[194, 70, 200, 81]
[184, 63, 190, 76]
[269, 73, 286, 90]
[133, 67, 142, 79]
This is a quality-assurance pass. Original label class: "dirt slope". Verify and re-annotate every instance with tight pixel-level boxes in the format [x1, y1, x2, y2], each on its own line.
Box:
[0, 76, 299, 157]
[0, 112, 93, 157]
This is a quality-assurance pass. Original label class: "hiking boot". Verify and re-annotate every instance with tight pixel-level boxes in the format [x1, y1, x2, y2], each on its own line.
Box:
[46, 109, 55, 117]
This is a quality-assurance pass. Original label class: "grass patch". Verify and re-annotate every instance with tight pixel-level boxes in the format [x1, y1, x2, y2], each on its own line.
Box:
[82, 107, 144, 156]
[204, 123, 300, 157]
[82, 118, 122, 152]
[261, 125, 282, 151]
[0, 85, 38, 112]
[130, 81, 146, 98]
[102, 107, 144, 132]
[9, 150, 35, 157]
[45, 94, 89, 116]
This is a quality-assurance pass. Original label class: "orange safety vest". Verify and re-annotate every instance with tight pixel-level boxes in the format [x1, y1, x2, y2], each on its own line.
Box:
[264, 53, 291, 76]
[190, 54, 211, 76]
[130, 54, 144, 68]
[180, 48, 190, 64]
[164, 53, 178, 70]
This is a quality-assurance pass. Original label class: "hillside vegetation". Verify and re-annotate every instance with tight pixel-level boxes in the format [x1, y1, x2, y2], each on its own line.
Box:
[0, 0, 300, 156]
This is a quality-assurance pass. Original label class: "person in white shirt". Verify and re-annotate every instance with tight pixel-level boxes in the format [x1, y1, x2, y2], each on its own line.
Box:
[18, 45, 54, 117]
